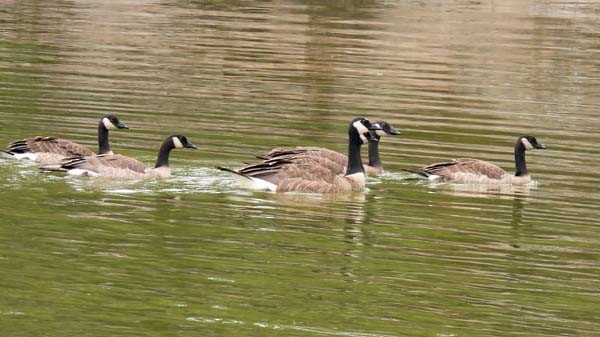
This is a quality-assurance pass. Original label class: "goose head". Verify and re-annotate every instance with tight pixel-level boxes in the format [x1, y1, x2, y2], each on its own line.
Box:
[370, 121, 401, 142]
[518, 135, 546, 151]
[350, 117, 383, 144]
[170, 135, 198, 149]
[102, 115, 129, 130]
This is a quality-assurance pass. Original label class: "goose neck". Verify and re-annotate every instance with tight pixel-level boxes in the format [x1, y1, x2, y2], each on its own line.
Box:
[367, 140, 382, 169]
[345, 130, 365, 176]
[514, 141, 528, 176]
[155, 140, 174, 168]
[97, 122, 111, 155]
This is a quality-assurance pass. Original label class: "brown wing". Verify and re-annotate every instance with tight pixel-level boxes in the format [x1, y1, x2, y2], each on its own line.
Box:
[8, 137, 94, 157]
[61, 154, 146, 173]
[454, 158, 506, 179]
[238, 155, 341, 186]
[260, 146, 347, 175]
[414, 158, 506, 180]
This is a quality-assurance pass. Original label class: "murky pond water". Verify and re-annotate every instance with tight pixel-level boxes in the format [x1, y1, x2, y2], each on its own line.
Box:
[1, 1, 599, 336]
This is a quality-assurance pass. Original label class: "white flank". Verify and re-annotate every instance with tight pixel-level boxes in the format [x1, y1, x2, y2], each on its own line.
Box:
[102, 117, 117, 130]
[521, 137, 534, 150]
[152, 166, 171, 178]
[345, 171, 366, 186]
[427, 174, 442, 180]
[172, 136, 184, 149]
[13, 152, 37, 160]
[67, 168, 99, 177]
[229, 173, 277, 191]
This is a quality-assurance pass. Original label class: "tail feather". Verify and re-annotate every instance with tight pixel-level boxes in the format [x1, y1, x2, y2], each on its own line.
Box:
[0, 149, 14, 158]
[217, 166, 277, 191]
[39, 165, 68, 173]
[217, 166, 251, 179]
[402, 168, 430, 178]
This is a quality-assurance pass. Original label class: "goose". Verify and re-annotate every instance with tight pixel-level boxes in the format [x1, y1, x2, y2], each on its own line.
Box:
[218, 117, 383, 193]
[257, 121, 400, 175]
[5, 115, 129, 165]
[405, 135, 546, 185]
[41, 135, 197, 179]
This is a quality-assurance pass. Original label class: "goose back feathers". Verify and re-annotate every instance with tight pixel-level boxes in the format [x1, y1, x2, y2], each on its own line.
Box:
[257, 121, 400, 175]
[406, 135, 546, 184]
[7, 136, 95, 164]
[6, 115, 128, 164]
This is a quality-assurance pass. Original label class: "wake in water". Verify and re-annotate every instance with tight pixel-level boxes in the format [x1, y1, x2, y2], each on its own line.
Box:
[59, 167, 232, 195]
[376, 169, 538, 198]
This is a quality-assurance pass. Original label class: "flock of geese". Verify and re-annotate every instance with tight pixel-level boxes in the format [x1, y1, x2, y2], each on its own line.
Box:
[2, 115, 546, 194]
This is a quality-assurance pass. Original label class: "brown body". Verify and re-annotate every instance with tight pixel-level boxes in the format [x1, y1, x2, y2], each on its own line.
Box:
[408, 158, 530, 184]
[58, 154, 164, 179]
[260, 146, 384, 175]
[219, 117, 382, 193]
[229, 155, 366, 193]
[7, 115, 128, 165]
[257, 121, 400, 177]
[406, 136, 546, 185]
[8, 137, 95, 164]
[43, 135, 197, 179]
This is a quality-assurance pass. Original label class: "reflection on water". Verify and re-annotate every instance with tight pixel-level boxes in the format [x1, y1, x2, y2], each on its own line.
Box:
[2, 1, 600, 337]
[428, 181, 535, 199]
[509, 196, 526, 248]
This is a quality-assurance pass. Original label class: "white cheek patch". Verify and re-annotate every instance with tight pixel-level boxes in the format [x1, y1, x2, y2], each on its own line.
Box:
[521, 138, 534, 150]
[172, 136, 184, 149]
[353, 120, 369, 134]
[376, 130, 386, 137]
[359, 133, 368, 143]
[102, 117, 116, 130]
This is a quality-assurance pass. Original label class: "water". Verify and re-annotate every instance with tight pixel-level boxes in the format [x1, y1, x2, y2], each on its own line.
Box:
[1, 1, 599, 336]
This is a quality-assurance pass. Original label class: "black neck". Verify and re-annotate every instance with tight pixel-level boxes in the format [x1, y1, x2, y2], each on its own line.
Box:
[97, 122, 111, 155]
[514, 141, 528, 176]
[155, 139, 174, 168]
[345, 129, 365, 176]
[367, 139, 382, 168]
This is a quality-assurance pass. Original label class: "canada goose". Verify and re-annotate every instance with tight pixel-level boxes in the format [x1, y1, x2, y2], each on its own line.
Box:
[5, 115, 129, 164]
[405, 135, 546, 184]
[257, 121, 400, 175]
[41, 135, 197, 179]
[218, 117, 383, 193]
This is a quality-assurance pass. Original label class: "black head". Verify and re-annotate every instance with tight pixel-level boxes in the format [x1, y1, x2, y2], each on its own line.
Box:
[378, 121, 401, 136]
[170, 135, 198, 149]
[370, 121, 401, 142]
[519, 135, 546, 150]
[102, 114, 129, 129]
[349, 117, 384, 144]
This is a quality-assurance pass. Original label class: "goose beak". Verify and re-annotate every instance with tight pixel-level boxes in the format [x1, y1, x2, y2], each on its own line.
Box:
[536, 143, 546, 149]
[186, 143, 198, 149]
[117, 121, 129, 129]
[389, 126, 401, 135]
